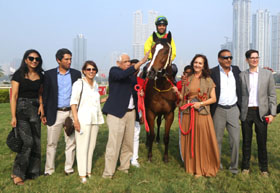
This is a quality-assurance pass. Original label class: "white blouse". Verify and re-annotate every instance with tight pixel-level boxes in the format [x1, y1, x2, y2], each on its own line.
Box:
[70, 78, 104, 125]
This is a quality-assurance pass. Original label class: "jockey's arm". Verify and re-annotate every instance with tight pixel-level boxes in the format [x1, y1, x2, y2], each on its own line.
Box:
[171, 38, 176, 61]
[144, 35, 153, 60]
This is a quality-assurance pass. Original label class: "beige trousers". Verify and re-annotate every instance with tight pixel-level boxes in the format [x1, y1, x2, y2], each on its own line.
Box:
[75, 124, 99, 177]
[103, 110, 135, 176]
[44, 111, 76, 175]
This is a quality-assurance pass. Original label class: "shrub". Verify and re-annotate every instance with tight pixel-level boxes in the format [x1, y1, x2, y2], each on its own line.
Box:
[0, 88, 9, 103]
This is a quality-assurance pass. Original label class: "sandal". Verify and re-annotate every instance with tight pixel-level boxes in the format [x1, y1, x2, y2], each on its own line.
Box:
[13, 177, 24, 186]
[86, 173, 92, 178]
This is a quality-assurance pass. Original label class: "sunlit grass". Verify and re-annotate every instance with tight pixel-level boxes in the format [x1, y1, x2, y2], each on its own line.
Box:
[0, 91, 280, 193]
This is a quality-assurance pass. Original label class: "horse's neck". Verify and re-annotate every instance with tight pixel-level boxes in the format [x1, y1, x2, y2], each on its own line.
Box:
[154, 76, 172, 89]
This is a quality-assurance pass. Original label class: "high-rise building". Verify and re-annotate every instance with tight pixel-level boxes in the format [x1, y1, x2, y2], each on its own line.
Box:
[73, 34, 87, 70]
[252, 10, 270, 68]
[232, 0, 251, 70]
[271, 13, 280, 72]
[221, 37, 233, 52]
[133, 10, 158, 60]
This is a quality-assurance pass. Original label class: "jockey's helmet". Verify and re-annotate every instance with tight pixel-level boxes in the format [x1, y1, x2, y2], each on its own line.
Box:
[155, 16, 168, 26]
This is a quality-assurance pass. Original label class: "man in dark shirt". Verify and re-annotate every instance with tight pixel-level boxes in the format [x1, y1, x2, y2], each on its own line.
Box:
[102, 53, 148, 178]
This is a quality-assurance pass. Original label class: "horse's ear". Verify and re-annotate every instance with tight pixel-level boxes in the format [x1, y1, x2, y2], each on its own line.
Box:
[153, 32, 158, 42]
[167, 31, 172, 43]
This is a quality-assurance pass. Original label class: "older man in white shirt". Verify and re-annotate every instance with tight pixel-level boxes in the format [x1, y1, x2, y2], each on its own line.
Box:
[210, 49, 242, 174]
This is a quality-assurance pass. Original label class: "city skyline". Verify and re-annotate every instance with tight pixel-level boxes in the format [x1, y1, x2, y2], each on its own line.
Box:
[0, 0, 280, 75]
[232, 0, 251, 71]
[73, 34, 87, 71]
[133, 10, 158, 60]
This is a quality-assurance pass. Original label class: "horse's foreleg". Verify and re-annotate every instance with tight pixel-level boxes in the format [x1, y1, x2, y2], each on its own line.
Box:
[163, 112, 174, 163]
[156, 115, 162, 144]
[146, 110, 156, 162]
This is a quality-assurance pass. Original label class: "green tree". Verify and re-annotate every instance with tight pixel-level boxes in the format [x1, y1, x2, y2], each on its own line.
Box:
[0, 66, 4, 77]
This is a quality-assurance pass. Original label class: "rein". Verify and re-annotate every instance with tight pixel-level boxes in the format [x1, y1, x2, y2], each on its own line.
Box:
[134, 81, 150, 133]
[178, 103, 195, 158]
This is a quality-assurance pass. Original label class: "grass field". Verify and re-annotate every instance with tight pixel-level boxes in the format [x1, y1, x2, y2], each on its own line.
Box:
[0, 92, 280, 193]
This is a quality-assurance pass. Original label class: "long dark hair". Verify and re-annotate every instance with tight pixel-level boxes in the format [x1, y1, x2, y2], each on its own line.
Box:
[189, 54, 210, 78]
[17, 49, 43, 79]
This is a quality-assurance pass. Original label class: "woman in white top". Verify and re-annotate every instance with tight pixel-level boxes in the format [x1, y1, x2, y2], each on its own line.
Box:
[70, 60, 106, 184]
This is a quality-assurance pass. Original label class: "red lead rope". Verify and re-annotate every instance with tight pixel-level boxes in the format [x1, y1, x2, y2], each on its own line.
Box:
[178, 103, 195, 158]
[134, 84, 150, 132]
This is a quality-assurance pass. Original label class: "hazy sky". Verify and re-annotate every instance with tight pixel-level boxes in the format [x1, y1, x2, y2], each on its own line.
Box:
[0, 0, 280, 74]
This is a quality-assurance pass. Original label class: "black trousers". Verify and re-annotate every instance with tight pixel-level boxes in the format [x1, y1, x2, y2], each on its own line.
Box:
[13, 98, 41, 180]
[241, 108, 268, 172]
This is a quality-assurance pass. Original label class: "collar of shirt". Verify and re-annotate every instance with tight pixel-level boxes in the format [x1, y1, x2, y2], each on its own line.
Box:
[219, 64, 232, 74]
[249, 67, 259, 74]
[57, 67, 70, 75]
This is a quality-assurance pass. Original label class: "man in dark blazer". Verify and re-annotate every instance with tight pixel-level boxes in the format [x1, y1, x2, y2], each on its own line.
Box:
[102, 53, 148, 179]
[42, 48, 81, 176]
[210, 49, 242, 174]
[239, 49, 276, 177]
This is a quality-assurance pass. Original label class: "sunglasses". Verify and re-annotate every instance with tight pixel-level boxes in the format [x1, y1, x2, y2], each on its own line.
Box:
[220, 56, 233, 60]
[28, 56, 41, 62]
[86, 68, 97, 72]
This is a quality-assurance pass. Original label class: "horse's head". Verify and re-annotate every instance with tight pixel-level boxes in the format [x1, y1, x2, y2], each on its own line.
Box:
[147, 32, 172, 79]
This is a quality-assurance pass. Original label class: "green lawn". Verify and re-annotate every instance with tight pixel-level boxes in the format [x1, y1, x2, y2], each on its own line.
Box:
[0, 92, 280, 193]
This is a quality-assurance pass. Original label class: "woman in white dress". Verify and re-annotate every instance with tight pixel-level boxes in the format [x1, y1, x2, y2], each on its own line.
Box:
[70, 60, 106, 183]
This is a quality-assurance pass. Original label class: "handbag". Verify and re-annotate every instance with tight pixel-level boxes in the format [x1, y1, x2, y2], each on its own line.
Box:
[64, 117, 74, 136]
[64, 80, 83, 136]
[6, 127, 23, 153]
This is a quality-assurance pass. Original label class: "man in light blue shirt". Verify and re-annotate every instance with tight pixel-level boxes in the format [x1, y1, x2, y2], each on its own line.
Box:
[57, 68, 72, 108]
[42, 48, 81, 176]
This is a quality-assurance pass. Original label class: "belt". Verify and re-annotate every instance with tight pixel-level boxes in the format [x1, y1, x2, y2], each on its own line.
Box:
[218, 103, 236, 109]
[127, 108, 135, 112]
[248, 106, 259, 110]
[57, 107, 71, 111]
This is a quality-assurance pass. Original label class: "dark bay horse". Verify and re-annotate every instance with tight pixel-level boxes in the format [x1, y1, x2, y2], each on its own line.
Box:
[144, 32, 177, 162]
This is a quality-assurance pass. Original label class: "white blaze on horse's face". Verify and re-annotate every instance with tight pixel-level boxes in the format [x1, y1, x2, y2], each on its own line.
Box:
[147, 44, 164, 73]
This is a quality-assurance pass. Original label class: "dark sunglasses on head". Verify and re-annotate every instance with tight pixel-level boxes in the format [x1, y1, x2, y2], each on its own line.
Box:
[220, 56, 233, 60]
[28, 56, 40, 62]
[86, 68, 97, 72]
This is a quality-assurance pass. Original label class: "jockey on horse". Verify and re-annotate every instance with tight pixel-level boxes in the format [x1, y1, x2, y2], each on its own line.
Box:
[144, 16, 176, 63]
[142, 16, 178, 144]
[144, 16, 177, 80]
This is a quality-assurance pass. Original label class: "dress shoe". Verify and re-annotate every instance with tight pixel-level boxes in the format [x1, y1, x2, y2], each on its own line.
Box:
[242, 169, 249, 175]
[64, 171, 74, 176]
[261, 171, 269, 178]
[118, 169, 128, 174]
[102, 175, 112, 179]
